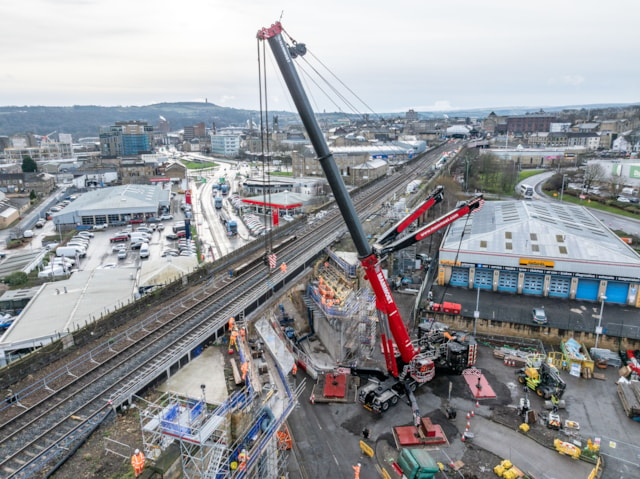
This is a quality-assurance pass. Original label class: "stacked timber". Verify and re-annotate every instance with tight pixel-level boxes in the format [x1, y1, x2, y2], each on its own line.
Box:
[617, 379, 640, 418]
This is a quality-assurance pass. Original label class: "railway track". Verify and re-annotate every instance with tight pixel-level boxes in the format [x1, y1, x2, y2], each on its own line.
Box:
[0, 145, 450, 478]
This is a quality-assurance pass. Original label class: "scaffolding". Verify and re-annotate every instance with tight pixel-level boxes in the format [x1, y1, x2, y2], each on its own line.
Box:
[138, 390, 232, 479]
[138, 317, 299, 479]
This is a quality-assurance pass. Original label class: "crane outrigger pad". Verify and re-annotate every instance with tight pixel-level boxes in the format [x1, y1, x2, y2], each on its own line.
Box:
[393, 417, 448, 447]
[462, 368, 496, 399]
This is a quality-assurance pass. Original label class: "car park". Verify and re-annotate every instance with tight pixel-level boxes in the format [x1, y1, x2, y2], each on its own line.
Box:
[532, 307, 548, 324]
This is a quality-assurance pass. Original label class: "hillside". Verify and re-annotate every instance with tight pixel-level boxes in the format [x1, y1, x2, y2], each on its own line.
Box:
[0, 102, 264, 139]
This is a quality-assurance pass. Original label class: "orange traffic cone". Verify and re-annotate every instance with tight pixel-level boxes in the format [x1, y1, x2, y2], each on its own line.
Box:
[461, 434, 466, 442]
[471, 410, 475, 417]
[309, 393, 315, 404]
[466, 411, 470, 419]
[475, 400, 480, 408]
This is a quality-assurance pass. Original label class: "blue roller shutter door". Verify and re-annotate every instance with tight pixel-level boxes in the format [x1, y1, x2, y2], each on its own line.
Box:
[548, 276, 571, 298]
[474, 268, 494, 290]
[522, 273, 544, 295]
[576, 279, 599, 301]
[497, 271, 518, 292]
[605, 281, 629, 304]
[449, 267, 469, 287]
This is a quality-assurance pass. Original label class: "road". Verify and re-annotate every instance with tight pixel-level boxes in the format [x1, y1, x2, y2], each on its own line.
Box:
[524, 171, 640, 236]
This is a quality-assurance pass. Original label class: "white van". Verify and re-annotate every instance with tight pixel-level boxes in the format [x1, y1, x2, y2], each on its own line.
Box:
[622, 187, 638, 196]
[38, 267, 67, 278]
[139, 243, 150, 258]
[57, 246, 85, 258]
[130, 232, 150, 243]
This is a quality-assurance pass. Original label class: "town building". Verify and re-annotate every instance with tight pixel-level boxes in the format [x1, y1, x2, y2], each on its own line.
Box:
[210, 134, 240, 157]
[99, 121, 154, 159]
[438, 200, 640, 306]
[50, 184, 171, 228]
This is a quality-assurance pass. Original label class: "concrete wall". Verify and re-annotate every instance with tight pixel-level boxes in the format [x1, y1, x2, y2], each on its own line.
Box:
[427, 311, 636, 352]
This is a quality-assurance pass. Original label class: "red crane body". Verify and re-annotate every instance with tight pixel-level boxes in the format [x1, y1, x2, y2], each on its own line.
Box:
[258, 22, 483, 416]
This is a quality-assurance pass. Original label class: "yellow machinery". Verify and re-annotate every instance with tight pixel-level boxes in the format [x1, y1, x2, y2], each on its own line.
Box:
[553, 439, 581, 460]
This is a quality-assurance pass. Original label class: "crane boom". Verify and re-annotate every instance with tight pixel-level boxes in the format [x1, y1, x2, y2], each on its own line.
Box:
[258, 22, 482, 419]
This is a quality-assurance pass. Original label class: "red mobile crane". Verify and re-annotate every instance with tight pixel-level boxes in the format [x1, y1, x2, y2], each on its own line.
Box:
[257, 22, 483, 422]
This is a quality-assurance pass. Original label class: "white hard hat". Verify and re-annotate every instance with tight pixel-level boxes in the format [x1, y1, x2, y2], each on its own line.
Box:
[135, 449, 140, 454]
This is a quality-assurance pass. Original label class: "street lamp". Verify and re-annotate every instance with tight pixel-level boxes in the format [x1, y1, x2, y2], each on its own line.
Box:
[473, 287, 480, 336]
[595, 295, 607, 349]
[560, 174, 568, 202]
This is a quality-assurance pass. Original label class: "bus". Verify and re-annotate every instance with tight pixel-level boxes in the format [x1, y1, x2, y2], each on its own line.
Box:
[520, 184, 534, 199]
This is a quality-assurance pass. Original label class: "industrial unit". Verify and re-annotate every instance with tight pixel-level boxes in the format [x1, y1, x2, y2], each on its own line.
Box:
[438, 200, 640, 306]
[51, 184, 171, 227]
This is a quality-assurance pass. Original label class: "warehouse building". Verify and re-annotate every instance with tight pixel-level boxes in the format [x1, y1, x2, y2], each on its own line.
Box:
[51, 184, 171, 227]
[437, 200, 640, 306]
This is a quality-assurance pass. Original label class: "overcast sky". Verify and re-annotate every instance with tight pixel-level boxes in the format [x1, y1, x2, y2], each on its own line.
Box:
[1, 1, 638, 113]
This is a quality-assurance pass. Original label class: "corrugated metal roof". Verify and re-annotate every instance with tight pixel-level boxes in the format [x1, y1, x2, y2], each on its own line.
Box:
[441, 200, 640, 278]
[52, 184, 170, 218]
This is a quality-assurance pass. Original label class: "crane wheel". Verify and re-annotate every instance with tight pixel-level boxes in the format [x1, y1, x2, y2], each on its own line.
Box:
[382, 401, 390, 411]
[391, 396, 399, 406]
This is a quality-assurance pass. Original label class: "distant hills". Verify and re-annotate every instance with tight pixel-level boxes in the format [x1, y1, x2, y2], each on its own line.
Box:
[0, 101, 637, 140]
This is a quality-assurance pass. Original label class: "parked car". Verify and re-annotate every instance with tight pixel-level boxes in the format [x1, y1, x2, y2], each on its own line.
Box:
[23, 230, 34, 238]
[165, 233, 179, 240]
[157, 224, 165, 231]
[92, 223, 108, 230]
[617, 196, 631, 203]
[160, 214, 173, 220]
[130, 241, 144, 250]
[110, 234, 129, 243]
[117, 249, 128, 260]
[35, 219, 46, 228]
[532, 307, 548, 325]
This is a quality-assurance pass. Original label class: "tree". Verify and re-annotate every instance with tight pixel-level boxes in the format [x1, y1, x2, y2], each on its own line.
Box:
[3, 272, 28, 287]
[21, 156, 37, 173]
[582, 163, 606, 193]
[29, 190, 37, 202]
